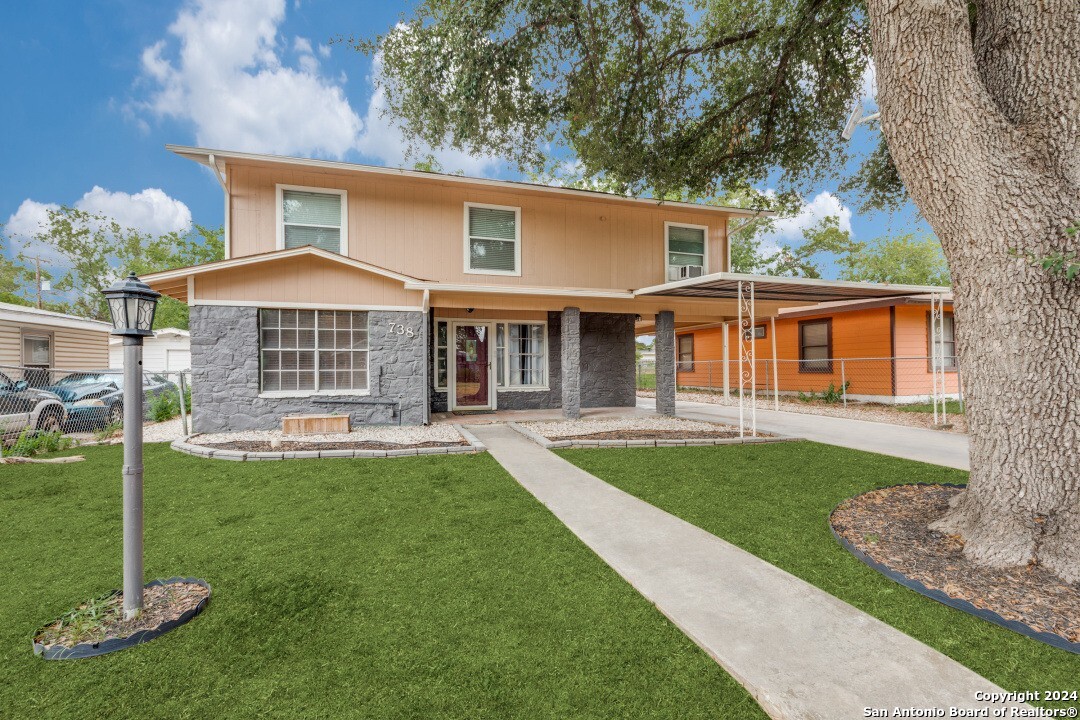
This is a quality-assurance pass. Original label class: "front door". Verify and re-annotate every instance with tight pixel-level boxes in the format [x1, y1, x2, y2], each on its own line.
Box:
[452, 323, 492, 410]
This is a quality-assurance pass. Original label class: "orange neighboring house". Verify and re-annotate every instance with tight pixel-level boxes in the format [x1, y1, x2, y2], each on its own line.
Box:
[674, 295, 959, 404]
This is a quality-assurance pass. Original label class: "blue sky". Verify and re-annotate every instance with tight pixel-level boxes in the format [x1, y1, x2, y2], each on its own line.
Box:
[0, 0, 931, 276]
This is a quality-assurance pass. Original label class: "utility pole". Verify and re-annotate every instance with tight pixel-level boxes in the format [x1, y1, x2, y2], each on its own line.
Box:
[23, 255, 47, 309]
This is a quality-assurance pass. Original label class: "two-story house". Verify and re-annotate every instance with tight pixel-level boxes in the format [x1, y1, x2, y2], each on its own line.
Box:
[145, 146, 947, 432]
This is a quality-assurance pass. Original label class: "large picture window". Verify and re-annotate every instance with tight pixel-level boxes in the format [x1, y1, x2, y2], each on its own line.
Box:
[465, 203, 520, 275]
[260, 309, 368, 393]
[508, 323, 545, 386]
[278, 186, 347, 254]
[798, 319, 832, 373]
[666, 223, 707, 281]
[926, 311, 957, 371]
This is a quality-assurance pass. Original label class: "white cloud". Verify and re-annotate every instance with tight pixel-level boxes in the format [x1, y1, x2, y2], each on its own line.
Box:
[765, 191, 853, 243]
[134, 0, 501, 176]
[137, 0, 363, 158]
[4, 188, 192, 263]
[860, 59, 877, 103]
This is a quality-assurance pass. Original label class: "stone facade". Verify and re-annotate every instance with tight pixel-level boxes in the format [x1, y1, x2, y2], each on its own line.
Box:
[189, 305, 427, 432]
[427, 310, 635, 415]
[654, 310, 676, 416]
[560, 307, 581, 419]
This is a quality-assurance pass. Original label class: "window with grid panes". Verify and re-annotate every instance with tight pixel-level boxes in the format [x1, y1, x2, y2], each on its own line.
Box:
[260, 309, 368, 392]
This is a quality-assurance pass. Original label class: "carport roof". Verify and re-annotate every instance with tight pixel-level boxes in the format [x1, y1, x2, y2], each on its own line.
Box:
[634, 273, 950, 303]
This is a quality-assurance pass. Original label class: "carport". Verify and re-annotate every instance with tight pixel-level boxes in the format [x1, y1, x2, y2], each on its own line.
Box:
[634, 273, 952, 436]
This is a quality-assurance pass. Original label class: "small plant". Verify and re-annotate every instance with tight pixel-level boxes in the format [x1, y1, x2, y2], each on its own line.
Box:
[797, 382, 850, 405]
[8, 428, 74, 457]
[37, 591, 123, 648]
[148, 391, 180, 422]
[94, 421, 123, 442]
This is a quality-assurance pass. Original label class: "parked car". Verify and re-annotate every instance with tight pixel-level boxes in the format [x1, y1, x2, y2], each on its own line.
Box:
[43, 371, 178, 431]
[0, 371, 67, 438]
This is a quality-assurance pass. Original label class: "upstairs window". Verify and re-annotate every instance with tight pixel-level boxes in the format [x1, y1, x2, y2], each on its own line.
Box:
[466, 203, 520, 275]
[278, 186, 347, 254]
[666, 223, 707, 281]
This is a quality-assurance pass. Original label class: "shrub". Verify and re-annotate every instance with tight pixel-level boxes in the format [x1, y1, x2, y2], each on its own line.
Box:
[7, 428, 74, 457]
[148, 391, 180, 422]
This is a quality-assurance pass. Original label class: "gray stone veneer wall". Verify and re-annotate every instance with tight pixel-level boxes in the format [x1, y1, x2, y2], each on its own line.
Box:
[190, 305, 427, 432]
[654, 310, 676, 416]
[428, 310, 635, 414]
[560, 307, 581, 419]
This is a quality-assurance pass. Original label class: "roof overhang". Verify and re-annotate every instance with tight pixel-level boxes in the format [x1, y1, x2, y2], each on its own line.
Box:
[404, 281, 635, 300]
[634, 272, 951, 303]
[0, 302, 113, 333]
[167, 145, 773, 219]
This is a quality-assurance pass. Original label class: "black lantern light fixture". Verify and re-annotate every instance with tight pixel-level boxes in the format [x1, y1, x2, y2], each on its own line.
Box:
[104, 272, 160, 337]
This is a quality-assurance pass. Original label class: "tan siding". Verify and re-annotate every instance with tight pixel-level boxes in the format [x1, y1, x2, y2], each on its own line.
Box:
[227, 160, 733, 290]
[195, 254, 424, 308]
[0, 319, 109, 370]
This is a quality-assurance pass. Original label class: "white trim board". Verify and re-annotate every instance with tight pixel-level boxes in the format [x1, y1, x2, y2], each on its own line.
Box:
[190, 299, 423, 312]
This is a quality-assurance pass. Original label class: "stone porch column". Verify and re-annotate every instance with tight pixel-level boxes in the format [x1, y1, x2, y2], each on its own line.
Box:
[561, 307, 581, 419]
[655, 310, 676, 416]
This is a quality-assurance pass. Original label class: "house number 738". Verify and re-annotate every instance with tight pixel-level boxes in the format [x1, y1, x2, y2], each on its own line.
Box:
[386, 322, 415, 337]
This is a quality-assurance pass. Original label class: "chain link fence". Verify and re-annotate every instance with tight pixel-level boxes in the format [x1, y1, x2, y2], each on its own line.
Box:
[638, 356, 963, 408]
[0, 364, 192, 457]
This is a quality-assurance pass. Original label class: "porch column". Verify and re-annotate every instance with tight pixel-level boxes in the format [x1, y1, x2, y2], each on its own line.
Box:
[561, 307, 581, 419]
[655, 310, 676, 416]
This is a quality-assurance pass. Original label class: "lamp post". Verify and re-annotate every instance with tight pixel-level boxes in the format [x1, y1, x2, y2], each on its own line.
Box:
[103, 272, 160, 620]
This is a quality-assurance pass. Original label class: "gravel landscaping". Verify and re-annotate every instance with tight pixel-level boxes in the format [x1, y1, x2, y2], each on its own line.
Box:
[638, 389, 969, 433]
[522, 415, 750, 441]
[188, 423, 468, 450]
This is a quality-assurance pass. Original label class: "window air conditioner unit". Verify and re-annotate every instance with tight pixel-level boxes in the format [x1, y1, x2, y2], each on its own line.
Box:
[678, 265, 704, 280]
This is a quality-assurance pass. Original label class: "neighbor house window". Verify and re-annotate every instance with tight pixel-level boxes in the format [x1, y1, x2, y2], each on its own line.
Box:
[926, 311, 957, 371]
[260, 309, 368, 393]
[798, 319, 832, 373]
[677, 334, 695, 373]
[465, 203, 520, 275]
[666, 223, 707, 281]
[278, 186, 347, 254]
[22, 334, 51, 367]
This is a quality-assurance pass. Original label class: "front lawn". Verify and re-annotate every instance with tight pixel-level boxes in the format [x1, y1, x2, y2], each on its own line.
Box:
[896, 399, 965, 414]
[559, 443, 1079, 701]
[0, 445, 765, 719]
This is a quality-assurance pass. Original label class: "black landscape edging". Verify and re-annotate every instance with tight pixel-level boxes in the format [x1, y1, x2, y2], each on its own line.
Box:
[33, 577, 211, 660]
[829, 484, 1080, 655]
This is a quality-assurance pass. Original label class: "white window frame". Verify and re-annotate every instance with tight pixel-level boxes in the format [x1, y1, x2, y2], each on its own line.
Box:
[258, 308, 370, 398]
[275, 184, 349, 255]
[21, 331, 53, 367]
[434, 318, 548, 392]
[463, 202, 522, 277]
[664, 221, 709, 280]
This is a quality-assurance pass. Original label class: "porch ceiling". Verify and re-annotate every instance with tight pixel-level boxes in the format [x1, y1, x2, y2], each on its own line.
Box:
[634, 272, 950, 303]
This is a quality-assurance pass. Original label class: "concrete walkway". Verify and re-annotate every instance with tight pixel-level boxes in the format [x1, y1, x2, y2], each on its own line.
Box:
[470, 424, 1021, 720]
[637, 397, 970, 470]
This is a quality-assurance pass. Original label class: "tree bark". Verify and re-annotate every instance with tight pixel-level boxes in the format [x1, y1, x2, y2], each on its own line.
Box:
[865, 0, 1080, 582]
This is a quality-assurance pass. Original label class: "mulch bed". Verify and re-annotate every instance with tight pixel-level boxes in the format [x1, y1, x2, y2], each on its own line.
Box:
[202, 440, 468, 452]
[35, 582, 210, 650]
[831, 484, 1080, 645]
[547, 429, 747, 441]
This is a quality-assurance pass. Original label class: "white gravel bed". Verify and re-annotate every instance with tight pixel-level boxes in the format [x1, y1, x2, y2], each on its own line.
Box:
[522, 415, 735, 440]
[637, 390, 968, 433]
[143, 418, 185, 443]
[189, 423, 465, 446]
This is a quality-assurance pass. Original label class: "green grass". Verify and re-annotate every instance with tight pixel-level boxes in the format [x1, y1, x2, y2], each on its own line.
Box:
[559, 443, 1080, 704]
[636, 372, 656, 390]
[896, 399, 965, 414]
[0, 444, 766, 720]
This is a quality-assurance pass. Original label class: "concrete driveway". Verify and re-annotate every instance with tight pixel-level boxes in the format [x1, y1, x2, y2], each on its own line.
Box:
[637, 397, 970, 470]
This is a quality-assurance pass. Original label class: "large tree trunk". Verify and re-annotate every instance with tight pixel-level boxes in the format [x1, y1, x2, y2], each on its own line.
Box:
[865, 0, 1080, 582]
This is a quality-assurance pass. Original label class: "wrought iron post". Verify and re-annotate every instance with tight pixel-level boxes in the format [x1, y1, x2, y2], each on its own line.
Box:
[737, 281, 756, 437]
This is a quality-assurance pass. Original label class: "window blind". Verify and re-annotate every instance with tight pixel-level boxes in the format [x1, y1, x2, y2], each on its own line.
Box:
[468, 206, 517, 272]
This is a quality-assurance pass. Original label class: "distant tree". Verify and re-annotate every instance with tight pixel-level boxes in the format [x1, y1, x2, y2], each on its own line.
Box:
[839, 233, 950, 286]
[15, 207, 223, 328]
[0, 235, 37, 306]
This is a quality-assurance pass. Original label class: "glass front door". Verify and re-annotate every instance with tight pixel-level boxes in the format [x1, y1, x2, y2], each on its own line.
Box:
[454, 324, 491, 409]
